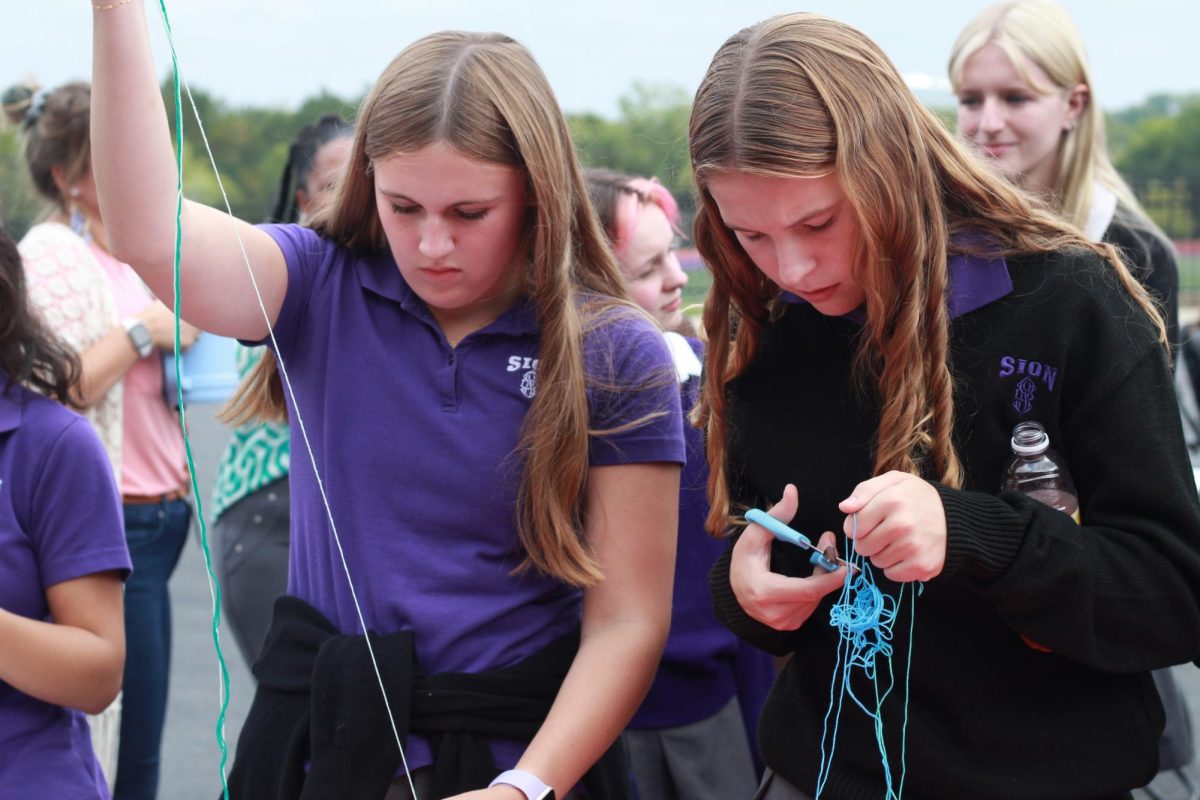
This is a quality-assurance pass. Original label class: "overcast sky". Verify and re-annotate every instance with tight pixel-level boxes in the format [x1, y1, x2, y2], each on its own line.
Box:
[6, 1, 1198, 116]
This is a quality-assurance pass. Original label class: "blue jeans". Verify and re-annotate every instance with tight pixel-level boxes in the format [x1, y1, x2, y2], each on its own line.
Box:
[114, 498, 190, 800]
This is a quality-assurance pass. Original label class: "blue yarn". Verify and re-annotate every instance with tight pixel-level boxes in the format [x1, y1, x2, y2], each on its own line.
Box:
[815, 513, 919, 800]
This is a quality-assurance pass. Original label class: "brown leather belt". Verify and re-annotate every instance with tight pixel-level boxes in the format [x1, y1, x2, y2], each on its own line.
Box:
[122, 487, 189, 505]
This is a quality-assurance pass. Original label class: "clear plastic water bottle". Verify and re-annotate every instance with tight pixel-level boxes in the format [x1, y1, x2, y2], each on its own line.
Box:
[1001, 421, 1080, 523]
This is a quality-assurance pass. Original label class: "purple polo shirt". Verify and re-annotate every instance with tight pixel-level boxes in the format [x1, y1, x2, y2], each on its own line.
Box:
[0, 380, 130, 799]
[258, 224, 684, 770]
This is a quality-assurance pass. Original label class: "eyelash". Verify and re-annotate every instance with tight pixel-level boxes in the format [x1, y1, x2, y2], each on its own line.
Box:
[958, 94, 1031, 108]
[388, 203, 489, 221]
[738, 218, 832, 242]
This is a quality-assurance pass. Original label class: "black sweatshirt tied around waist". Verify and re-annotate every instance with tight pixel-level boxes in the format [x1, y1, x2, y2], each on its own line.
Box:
[226, 594, 630, 800]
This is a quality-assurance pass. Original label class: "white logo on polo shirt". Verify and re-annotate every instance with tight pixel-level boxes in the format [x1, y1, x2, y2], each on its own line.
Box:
[520, 370, 537, 399]
[507, 355, 539, 399]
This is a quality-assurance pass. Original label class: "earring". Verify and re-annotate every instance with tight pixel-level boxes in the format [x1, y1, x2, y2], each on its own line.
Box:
[69, 205, 87, 236]
[65, 186, 91, 239]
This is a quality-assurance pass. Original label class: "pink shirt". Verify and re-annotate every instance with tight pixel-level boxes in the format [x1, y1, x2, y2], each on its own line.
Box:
[90, 244, 188, 496]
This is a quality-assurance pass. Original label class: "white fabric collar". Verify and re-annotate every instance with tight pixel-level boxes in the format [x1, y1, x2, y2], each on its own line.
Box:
[663, 331, 702, 383]
[1083, 182, 1118, 242]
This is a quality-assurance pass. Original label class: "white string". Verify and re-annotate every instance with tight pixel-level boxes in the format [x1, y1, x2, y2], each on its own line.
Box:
[153, 6, 418, 796]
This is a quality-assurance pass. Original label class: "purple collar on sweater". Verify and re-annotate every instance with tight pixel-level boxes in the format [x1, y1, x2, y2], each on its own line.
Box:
[780, 250, 1012, 323]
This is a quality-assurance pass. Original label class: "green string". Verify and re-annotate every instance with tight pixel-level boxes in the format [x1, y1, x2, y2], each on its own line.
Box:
[156, 2, 232, 796]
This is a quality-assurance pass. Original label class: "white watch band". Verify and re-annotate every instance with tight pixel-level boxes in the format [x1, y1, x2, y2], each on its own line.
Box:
[488, 769, 554, 800]
[121, 316, 153, 358]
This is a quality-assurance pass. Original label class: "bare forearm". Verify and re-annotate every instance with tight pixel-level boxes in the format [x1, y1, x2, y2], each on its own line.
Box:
[516, 616, 667, 793]
[75, 324, 139, 408]
[0, 608, 123, 714]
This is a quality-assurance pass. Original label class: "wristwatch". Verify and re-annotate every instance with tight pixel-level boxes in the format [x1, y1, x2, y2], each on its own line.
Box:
[122, 316, 154, 359]
[488, 769, 555, 800]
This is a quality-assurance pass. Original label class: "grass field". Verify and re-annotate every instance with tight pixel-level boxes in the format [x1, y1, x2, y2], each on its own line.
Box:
[1180, 254, 1200, 294]
[680, 265, 713, 313]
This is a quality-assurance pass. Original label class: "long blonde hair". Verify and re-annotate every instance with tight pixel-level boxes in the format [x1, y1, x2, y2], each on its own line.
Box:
[690, 13, 1165, 535]
[241, 31, 641, 585]
[947, 0, 1151, 231]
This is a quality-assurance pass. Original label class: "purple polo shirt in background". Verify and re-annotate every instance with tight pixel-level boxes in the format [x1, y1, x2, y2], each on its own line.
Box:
[258, 224, 684, 771]
[0, 380, 130, 799]
[629, 337, 774, 765]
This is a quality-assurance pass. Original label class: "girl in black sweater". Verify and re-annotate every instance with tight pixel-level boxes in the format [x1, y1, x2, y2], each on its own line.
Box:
[690, 13, 1200, 800]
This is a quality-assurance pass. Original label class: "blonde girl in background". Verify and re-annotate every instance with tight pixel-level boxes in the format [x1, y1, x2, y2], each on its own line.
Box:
[949, 0, 1179, 346]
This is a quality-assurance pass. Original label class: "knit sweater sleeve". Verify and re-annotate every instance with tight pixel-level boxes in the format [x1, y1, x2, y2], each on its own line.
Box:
[1104, 209, 1179, 348]
[939, 257, 1200, 673]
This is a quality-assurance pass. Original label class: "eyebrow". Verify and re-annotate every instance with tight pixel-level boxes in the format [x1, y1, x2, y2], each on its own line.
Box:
[725, 201, 839, 233]
[956, 84, 1032, 93]
[379, 190, 501, 206]
[637, 250, 668, 270]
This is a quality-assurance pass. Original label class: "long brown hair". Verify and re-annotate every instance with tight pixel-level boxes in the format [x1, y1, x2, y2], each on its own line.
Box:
[690, 13, 1165, 534]
[238, 32, 645, 585]
[0, 219, 80, 403]
[19, 82, 91, 212]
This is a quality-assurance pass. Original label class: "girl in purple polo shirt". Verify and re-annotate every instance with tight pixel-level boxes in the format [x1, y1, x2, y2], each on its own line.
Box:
[90, 7, 683, 800]
[0, 223, 131, 798]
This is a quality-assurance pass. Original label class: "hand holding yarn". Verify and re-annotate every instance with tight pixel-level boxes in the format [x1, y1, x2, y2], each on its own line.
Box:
[838, 471, 946, 583]
[732, 484, 849, 631]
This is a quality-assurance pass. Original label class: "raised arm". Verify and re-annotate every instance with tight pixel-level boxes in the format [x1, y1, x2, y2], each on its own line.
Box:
[90, 1, 286, 340]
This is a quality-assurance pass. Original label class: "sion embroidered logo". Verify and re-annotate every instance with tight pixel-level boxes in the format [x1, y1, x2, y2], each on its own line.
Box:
[998, 355, 1059, 414]
[507, 355, 539, 399]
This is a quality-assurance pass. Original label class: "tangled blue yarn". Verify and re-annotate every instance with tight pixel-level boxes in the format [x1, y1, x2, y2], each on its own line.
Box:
[814, 513, 918, 800]
[828, 572, 897, 680]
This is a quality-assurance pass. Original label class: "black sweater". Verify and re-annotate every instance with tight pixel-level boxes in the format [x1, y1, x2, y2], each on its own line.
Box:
[1104, 205, 1180, 349]
[710, 247, 1200, 800]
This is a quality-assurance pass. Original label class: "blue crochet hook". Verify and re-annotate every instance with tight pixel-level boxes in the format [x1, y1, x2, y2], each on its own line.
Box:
[745, 508, 857, 573]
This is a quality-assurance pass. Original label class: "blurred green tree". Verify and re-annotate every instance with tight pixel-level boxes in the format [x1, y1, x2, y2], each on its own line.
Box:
[569, 82, 694, 230]
[0, 127, 46, 240]
[1116, 97, 1200, 238]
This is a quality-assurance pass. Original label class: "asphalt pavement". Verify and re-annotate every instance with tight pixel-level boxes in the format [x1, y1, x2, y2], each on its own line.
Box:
[158, 403, 252, 800]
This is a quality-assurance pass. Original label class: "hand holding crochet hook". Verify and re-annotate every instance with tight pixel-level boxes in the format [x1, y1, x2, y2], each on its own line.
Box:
[731, 484, 849, 631]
